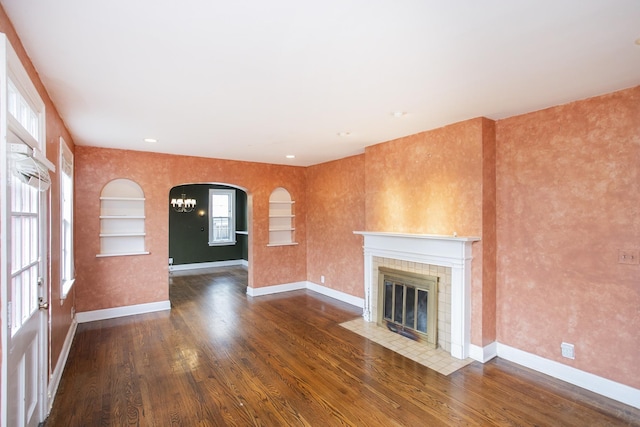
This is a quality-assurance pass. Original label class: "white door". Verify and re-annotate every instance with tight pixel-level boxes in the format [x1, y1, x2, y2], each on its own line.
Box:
[5, 147, 48, 427]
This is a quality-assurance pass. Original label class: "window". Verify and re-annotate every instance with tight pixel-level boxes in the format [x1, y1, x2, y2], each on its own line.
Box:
[8, 80, 40, 142]
[60, 138, 74, 298]
[209, 189, 235, 245]
[6, 41, 46, 155]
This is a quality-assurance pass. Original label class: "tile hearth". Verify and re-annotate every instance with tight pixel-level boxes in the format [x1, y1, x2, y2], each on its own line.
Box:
[340, 318, 473, 376]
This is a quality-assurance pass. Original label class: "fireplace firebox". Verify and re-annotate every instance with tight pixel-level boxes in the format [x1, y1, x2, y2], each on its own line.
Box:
[378, 267, 438, 348]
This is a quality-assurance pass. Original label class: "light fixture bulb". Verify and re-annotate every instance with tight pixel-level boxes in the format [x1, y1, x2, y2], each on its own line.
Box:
[171, 193, 196, 212]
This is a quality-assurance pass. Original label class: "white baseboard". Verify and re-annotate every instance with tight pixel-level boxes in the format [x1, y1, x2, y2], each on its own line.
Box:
[246, 281, 306, 297]
[47, 317, 77, 414]
[496, 343, 640, 410]
[169, 259, 247, 272]
[306, 282, 364, 308]
[76, 300, 171, 323]
[246, 280, 363, 308]
[469, 341, 498, 363]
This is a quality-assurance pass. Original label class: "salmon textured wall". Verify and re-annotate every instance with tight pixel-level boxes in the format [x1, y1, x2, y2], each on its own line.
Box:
[480, 118, 497, 346]
[74, 147, 307, 313]
[496, 86, 640, 389]
[365, 119, 484, 235]
[0, 6, 76, 376]
[306, 155, 366, 297]
[364, 118, 496, 346]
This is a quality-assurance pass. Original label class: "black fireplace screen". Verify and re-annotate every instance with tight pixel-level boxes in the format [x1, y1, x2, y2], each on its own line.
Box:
[383, 280, 429, 334]
[378, 267, 438, 347]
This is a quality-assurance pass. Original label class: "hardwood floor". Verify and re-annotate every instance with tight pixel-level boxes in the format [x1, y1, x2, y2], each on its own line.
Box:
[46, 266, 640, 426]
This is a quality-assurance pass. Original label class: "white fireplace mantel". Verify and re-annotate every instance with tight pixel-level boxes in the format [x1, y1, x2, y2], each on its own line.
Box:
[354, 231, 480, 360]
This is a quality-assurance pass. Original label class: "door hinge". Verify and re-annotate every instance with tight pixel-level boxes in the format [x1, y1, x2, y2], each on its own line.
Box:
[7, 301, 11, 330]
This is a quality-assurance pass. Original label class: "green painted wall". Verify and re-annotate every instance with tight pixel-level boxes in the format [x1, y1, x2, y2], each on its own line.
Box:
[169, 184, 248, 266]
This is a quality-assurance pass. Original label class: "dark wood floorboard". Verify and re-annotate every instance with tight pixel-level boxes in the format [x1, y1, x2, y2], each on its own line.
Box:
[45, 266, 640, 426]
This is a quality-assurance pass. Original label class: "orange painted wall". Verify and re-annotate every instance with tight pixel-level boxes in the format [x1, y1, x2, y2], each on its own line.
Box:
[74, 146, 307, 312]
[306, 155, 366, 297]
[364, 118, 497, 346]
[0, 7, 76, 378]
[481, 118, 497, 346]
[495, 86, 640, 389]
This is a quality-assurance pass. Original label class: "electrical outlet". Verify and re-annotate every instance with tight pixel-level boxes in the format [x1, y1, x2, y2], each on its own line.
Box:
[561, 342, 575, 359]
[618, 250, 639, 265]
[321, 275, 325, 284]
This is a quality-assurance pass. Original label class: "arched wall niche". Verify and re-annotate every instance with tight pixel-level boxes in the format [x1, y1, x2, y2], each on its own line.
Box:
[98, 178, 148, 257]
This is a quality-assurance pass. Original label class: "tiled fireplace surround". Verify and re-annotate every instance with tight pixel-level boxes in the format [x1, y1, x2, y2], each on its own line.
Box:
[354, 232, 480, 360]
[373, 257, 453, 352]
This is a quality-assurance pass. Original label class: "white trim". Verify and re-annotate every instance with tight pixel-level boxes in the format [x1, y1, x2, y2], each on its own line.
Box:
[246, 281, 306, 297]
[169, 259, 247, 272]
[469, 342, 498, 363]
[47, 318, 77, 414]
[306, 282, 364, 308]
[208, 188, 236, 245]
[60, 136, 74, 300]
[246, 280, 364, 308]
[0, 35, 10, 427]
[497, 343, 640, 409]
[76, 300, 171, 323]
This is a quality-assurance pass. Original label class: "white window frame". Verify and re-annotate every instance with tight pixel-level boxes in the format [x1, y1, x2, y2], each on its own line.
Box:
[208, 189, 236, 246]
[60, 137, 74, 298]
[6, 45, 45, 156]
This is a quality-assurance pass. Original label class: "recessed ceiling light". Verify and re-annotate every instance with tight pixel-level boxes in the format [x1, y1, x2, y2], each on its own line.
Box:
[143, 138, 157, 143]
[285, 154, 295, 159]
[337, 131, 351, 137]
[391, 111, 407, 118]
[636, 38, 640, 45]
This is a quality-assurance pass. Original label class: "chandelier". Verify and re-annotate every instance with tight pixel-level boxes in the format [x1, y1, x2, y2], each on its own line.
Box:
[171, 193, 196, 213]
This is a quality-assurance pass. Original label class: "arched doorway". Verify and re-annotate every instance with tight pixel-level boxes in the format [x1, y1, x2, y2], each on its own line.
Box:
[168, 183, 249, 272]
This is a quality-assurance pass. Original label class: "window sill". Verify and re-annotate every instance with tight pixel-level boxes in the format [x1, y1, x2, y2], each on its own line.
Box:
[208, 241, 237, 247]
[96, 251, 150, 258]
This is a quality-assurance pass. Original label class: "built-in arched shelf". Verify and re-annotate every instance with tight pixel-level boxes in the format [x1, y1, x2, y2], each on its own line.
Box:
[97, 178, 149, 257]
[268, 187, 296, 246]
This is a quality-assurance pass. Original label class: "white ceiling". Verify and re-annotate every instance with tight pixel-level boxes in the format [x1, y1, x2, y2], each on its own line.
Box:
[2, 1, 639, 166]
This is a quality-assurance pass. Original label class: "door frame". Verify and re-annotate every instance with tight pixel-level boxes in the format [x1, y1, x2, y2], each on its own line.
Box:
[0, 32, 51, 427]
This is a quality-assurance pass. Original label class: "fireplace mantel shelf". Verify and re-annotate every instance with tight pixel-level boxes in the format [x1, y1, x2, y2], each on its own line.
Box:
[353, 231, 480, 242]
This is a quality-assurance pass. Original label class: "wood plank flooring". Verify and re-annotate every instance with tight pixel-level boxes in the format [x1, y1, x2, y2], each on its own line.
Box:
[46, 266, 640, 426]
